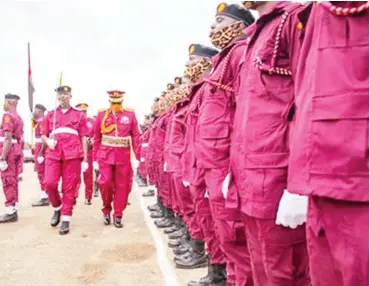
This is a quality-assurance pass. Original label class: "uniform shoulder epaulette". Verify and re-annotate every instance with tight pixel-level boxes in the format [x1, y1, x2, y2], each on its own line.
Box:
[122, 107, 134, 112]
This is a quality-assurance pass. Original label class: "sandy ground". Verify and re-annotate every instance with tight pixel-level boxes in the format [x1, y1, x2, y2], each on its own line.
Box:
[0, 163, 207, 286]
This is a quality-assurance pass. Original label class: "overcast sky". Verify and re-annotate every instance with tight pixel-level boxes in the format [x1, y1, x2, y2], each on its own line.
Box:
[0, 0, 258, 141]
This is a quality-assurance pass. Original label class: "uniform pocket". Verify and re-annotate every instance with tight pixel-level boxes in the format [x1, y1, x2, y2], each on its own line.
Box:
[310, 93, 369, 176]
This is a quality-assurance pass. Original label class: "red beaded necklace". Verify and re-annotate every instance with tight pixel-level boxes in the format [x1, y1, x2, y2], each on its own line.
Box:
[318, 1, 369, 16]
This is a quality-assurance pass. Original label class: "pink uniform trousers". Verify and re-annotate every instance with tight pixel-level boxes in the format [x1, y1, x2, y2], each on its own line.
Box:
[307, 196, 369, 286]
[204, 167, 254, 286]
[2, 154, 21, 206]
[98, 162, 132, 218]
[190, 184, 225, 264]
[158, 168, 171, 208]
[242, 214, 310, 286]
[172, 174, 198, 233]
[44, 158, 81, 216]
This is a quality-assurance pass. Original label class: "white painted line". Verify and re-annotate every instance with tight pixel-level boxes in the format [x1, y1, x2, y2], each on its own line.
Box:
[136, 186, 181, 286]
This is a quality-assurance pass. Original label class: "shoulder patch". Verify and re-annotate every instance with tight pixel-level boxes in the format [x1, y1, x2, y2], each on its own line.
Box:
[4, 115, 11, 124]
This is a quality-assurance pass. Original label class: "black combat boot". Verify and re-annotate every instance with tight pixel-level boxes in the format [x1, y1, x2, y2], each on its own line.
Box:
[168, 227, 187, 239]
[169, 229, 190, 248]
[165, 215, 183, 234]
[85, 199, 92, 205]
[187, 262, 227, 286]
[173, 241, 192, 255]
[59, 221, 70, 235]
[151, 199, 165, 218]
[50, 210, 61, 227]
[148, 196, 161, 211]
[155, 207, 175, 228]
[32, 198, 50, 207]
[175, 239, 208, 269]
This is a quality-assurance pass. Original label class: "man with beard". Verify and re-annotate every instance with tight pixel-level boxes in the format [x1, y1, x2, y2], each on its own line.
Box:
[75, 103, 95, 205]
[288, 2, 369, 286]
[93, 90, 140, 228]
[31, 103, 49, 207]
[193, 3, 255, 286]
[0, 93, 24, 223]
[223, 1, 310, 285]
[41, 86, 89, 235]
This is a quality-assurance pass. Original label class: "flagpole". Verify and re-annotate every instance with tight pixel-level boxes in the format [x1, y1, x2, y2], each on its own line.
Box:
[28, 42, 34, 149]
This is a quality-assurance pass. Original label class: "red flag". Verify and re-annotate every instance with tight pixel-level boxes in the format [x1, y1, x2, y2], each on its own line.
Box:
[28, 42, 35, 112]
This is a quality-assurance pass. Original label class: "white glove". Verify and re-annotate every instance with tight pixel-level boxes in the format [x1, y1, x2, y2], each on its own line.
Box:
[221, 173, 231, 199]
[0, 161, 8, 171]
[140, 157, 145, 162]
[204, 189, 209, 198]
[163, 162, 167, 172]
[182, 180, 190, 187]
[81, 161, 89, 173]
[37, 156, 44, 164]
[93, 161, 99, 170]
[46, 138, 57, 150]
[275, 189, 308, 229]
[132, 160, 140, 169]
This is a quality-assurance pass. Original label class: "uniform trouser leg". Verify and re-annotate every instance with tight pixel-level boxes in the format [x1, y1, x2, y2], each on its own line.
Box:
[112, 163, 132, 217]
[60, 159, 81, 218]
[242, 213, 309, 286]
[98, 163, 114, 215]
[169, 172, 180, 214]
[83, 152, 93, 199]
[45, 158, 62, 209]
[2, 155, 20, 212]
[159, 169, 171, 208]
[307, 196, 368, 286]
[204, 168, 254, 286]
[190, 180, 225, 264]
[174, 175, 194, 227]
[45, 158, 81, 219]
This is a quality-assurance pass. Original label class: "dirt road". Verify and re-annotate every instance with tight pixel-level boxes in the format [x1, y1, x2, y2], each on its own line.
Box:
[0, 164, 205, 286]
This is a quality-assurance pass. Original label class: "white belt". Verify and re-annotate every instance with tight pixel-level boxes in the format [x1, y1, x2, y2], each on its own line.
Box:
[0, 137, 17, 143]
[141, 143, 149, 147]
[51, 127, 78, 136]
[34, 138, 42, 143]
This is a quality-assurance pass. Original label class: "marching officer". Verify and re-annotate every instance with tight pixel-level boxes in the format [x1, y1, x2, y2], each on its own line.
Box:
[75, 103, 95, 205]
[93, 90, 140, 228]
[31, 103, 49, 207]
[40, 85, 89, 235]
[0, 93, 24, 223]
